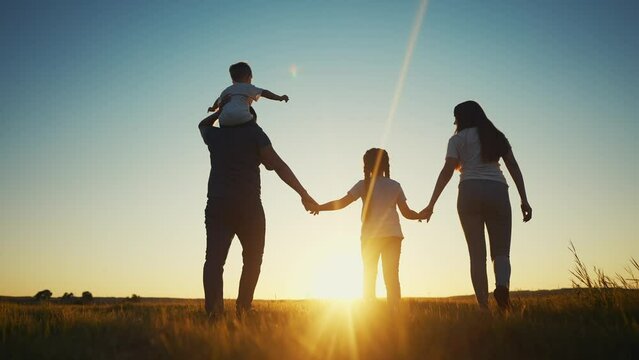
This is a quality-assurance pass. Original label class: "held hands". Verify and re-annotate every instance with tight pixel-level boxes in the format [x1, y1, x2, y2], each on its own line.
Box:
[419, 205, 434, 223]
[301, 193, 319, 215]
[521, 201, 532, 222]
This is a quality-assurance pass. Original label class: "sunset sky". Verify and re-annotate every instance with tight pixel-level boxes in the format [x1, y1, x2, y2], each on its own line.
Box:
[1, 0, 637, 300]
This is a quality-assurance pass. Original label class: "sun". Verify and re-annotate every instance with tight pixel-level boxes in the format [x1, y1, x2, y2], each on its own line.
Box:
[310, 252, 362, 299]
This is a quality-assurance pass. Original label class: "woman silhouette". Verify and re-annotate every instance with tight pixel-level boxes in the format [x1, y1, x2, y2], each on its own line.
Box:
[421, 101, 532, 310]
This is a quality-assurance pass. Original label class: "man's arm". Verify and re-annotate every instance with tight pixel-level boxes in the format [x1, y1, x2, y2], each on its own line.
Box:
[261, 90, 289, 102]
[198, 110, 221, 129]
[259, 145, 317, 210]
[207, 97, 220, 113]
[201, 95, 231, 127]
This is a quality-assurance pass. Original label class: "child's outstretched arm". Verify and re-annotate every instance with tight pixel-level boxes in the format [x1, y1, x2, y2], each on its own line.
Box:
[315, 193, 357, 214]
[261, 89, 289, 102]
[397, 199, 424, 221]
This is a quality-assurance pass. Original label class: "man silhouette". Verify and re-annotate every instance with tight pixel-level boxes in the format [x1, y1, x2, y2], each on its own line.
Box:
[198, 107, 317, 318]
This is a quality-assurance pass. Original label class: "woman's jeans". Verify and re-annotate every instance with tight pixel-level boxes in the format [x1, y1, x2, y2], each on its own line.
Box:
[457, 180, 511, 307]
[361, 236, 402, 306]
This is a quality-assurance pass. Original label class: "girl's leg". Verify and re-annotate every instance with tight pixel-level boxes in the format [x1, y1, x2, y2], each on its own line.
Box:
[458, 181, 489, 308]
[361, 239, 381, 300]
[381, 238, 402, 308]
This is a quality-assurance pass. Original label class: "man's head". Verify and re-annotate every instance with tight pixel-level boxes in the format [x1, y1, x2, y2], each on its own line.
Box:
[229, 62, 252, 83]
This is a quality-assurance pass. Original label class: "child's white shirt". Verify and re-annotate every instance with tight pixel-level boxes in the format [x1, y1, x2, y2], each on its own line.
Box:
[218, 83, 263, 126]
[348, 177, 406, 240]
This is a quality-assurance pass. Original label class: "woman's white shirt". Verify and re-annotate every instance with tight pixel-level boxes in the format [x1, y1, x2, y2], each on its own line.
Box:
[446, 127, 508, 185]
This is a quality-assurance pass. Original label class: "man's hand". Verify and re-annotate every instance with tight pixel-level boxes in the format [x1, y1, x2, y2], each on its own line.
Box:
[208, 95, 232, 113]
[281, 95, 289, 103]
[301, 193, 319, 215]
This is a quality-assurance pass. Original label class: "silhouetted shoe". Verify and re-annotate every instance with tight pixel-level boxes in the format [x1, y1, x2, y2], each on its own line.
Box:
[236, 306, 258, 320]
[206, 302, 224, 322]
[494, 286, 510, 310]
[207, 310, 223, 323]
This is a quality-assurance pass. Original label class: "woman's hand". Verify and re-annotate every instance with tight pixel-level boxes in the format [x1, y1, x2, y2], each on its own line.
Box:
[419, 205, 434, 223]
[521, 202, 532, 222]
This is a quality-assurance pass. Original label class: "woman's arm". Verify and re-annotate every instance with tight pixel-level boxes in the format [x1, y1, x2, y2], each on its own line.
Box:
[420, 158, 459, 222]
[502, 150, 532, 222]
[397, 199, 423, 220]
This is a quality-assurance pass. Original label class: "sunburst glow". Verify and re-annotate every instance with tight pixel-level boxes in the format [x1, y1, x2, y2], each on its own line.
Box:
[311, 253, 362, 299]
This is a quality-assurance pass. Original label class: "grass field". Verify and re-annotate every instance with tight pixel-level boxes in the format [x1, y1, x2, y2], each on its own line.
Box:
[1, 289, 638, 359]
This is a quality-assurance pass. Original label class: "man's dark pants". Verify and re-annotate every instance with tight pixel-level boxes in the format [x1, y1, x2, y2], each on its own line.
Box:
[203, 196, 265, 315]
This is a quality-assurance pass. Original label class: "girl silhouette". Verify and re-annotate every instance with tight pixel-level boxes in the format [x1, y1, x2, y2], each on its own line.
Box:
[313, 148, 424, 308]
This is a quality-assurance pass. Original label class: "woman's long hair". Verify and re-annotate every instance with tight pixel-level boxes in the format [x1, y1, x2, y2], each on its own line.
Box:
[454, 101, 510, 162]
[362, 148, 390, 220]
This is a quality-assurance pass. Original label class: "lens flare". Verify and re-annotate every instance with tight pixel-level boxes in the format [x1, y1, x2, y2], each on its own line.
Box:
[362, 0, 429, 221]
[289, 64, 298, 78]
[380, 0, 428, 145]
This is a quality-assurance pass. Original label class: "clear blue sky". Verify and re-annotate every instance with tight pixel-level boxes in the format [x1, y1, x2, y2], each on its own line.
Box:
[1, 0, 637, 299]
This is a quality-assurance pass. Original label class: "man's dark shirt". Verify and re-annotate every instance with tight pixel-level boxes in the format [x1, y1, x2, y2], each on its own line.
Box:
[199, 122, 271, 200]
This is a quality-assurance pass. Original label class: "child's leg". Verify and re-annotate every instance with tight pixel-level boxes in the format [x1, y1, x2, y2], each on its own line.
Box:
[381, 237, 402, 307]
[361, 238, 381, 300]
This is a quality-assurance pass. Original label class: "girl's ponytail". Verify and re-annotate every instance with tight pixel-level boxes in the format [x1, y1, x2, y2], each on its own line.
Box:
[362, 148, 391, 220]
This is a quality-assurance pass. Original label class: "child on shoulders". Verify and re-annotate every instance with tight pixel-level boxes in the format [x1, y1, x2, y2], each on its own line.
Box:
[208, 62, 289, 127]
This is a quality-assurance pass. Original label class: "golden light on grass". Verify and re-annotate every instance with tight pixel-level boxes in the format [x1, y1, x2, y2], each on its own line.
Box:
[301, 300, 362, 359]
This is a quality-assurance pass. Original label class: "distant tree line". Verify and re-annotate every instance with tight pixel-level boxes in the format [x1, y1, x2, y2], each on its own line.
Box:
[125, 294, 142, 303]
[33, 290, 142, 304]
[34, 289, 52, 301]
[33, 290, 94, 304]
